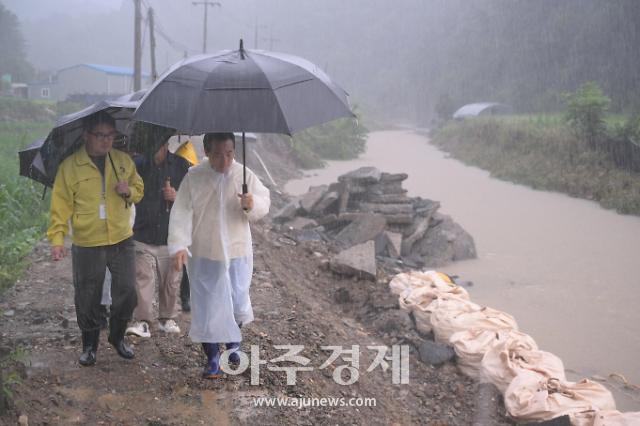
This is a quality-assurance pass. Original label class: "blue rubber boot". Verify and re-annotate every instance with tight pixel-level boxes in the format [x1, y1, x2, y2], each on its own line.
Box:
[201, 343, 221, 379]
[225, 342, 241, 365]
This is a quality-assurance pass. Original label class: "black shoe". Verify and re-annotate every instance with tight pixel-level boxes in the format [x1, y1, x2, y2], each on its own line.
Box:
[108, 336, 135, 359]
[79, 330, 100, 366]
[108, 319, 134, 359]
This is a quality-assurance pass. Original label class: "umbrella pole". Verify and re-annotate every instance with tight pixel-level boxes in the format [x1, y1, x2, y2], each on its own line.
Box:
[242, 132, 248, 195]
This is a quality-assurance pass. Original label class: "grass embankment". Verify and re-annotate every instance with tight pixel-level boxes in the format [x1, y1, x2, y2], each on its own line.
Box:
[431, 116, 640, 215]
[0, 98, 52, 294]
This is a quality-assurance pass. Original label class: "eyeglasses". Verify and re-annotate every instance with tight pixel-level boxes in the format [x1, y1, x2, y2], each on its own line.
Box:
[89, 131, 117, 141]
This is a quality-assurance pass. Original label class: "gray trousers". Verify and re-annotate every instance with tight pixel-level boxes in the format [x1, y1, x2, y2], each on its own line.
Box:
[72, 238, 137, 331]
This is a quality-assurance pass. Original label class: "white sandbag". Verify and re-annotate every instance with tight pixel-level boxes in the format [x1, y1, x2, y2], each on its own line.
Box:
[480, 333, 566, 393]
[427, 294, 481, 342]
[389, 270, 457, 296]
[430, 299, 518, 344]
[399, 285, 470, 334]
[393, 271, 470, 334]
[505, 370, 616, 422]
[451, 329, 537, 380]
[571, 409, 640, 426]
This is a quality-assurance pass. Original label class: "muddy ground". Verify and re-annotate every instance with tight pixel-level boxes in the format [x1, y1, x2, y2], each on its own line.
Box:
[0, 217, 514, 425]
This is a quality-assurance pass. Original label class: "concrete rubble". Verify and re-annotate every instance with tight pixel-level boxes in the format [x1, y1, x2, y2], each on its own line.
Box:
[273, 166, 477, 280]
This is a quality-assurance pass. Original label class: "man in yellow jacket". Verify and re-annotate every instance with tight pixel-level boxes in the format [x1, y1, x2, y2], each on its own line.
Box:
[47, 111, 144, 366]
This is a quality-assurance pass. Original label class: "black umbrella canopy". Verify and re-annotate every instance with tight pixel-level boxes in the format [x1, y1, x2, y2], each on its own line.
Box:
[23, 90, 174, 187]
[37, 100, 138, 186]
[133, 41, 354, 136]
[18, 138, 48, 186]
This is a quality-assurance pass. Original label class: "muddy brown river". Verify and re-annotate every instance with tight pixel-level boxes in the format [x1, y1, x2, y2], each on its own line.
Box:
[285, 130, 640, 411]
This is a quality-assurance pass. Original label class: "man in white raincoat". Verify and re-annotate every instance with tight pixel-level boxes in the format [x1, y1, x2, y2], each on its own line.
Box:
[168, 132, 270, 378]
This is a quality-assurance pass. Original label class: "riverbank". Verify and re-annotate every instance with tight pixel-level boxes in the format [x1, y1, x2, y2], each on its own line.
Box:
[430, 117, 640, 216]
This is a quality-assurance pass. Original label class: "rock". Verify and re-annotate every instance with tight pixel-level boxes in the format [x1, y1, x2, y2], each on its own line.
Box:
[3, 310, 15, 317]
[368, 181, 406, 195]
[385, 232, 402, 258]
[18, 414, 28, 425]
[417, 340, 456, 366]
[374, 231, 402, 258]
[372, 310, 413, 333]
[401, 216, 432, 255]
[338, 167, 382, 185]
[334, 288, 351, 304]
[335, 214, 387, 248]
[292, 228, 323, 243]
[283, 217, 318, 230]
[358, 202, 414, 216]
[379, 172, 408, 183]
[330, 241, 377, 280]
[300, 185, 328, 213]
[272, 200, 300, 223]
[366, 193, 411, 204]
[312, 191, 339, 214]
[413, 215, 476, 267]
[381, 214, 414, 225]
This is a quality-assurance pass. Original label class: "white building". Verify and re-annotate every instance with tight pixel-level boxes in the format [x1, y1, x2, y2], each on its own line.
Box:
[28, 64, 151, 102]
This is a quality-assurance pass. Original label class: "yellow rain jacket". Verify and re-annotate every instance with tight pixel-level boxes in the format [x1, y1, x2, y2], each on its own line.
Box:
[47, 146, 144, 247]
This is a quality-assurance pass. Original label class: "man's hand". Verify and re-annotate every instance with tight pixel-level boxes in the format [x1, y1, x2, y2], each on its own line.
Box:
[52, 245, 66, 261]
[237, 192, 254, 212]
[115, 181, 130, 197]
[174, 250, 188, 271]
[163, 185, 177, 202]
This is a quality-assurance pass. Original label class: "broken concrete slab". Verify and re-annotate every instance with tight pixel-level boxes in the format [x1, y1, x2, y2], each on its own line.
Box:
[374, 231, 402, 258]
[338, 167, 382, 185]
[414, 215, 477, 267]
[330, 240, 377, 280]
[380, 172, 408, 183]
[385, 231, 402, 258]
[300, 185, 328, 213]
[335, 213, 387, 248]
[312, 191, 339, 214]
[366, 193, 412, 204]
[272, 199, 300, 223]
[359, 202, 414, 216]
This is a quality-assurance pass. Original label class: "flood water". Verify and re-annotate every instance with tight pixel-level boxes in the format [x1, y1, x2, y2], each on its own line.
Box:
[285, 130, 640, 410]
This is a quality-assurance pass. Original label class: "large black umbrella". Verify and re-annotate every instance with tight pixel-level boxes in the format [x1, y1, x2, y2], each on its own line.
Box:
[19, 90, 172, 187]
[134, 40, 354, 192]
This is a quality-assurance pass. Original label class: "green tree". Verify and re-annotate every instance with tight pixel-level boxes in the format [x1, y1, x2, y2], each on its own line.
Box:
[0, 2, 34, 84]
[564, 82, 610, 148]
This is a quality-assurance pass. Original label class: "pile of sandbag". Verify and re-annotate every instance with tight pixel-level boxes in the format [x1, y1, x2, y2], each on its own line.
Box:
[389, 271, 640, 425]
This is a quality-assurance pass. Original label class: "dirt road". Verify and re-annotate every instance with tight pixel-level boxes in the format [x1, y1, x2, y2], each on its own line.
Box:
[0, 221, 510, 425]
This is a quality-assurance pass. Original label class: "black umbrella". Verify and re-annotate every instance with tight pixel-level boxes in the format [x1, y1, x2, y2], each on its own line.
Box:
[18, 138, 48, 186]
[134, 39, 354, 193]
[19, 90, 171, 187]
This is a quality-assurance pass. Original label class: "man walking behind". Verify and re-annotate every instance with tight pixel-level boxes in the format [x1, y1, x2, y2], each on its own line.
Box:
[127, 141, 190, 338]
[48, 111, 144, 366]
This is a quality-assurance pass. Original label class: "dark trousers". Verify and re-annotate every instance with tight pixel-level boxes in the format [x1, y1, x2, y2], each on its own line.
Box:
[72, 238, 137, 331]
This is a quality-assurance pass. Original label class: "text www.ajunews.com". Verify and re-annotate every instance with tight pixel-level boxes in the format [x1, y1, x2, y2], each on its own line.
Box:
[253, 396, 377, 408]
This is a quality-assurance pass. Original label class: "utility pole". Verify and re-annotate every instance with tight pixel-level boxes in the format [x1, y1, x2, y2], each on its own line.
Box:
[253, 17, 267, 49]
[148, 7, 158, 82]
[261, 26, 280, 51]
[192, 1, 221, 54]
[133, 0, 142, 90]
